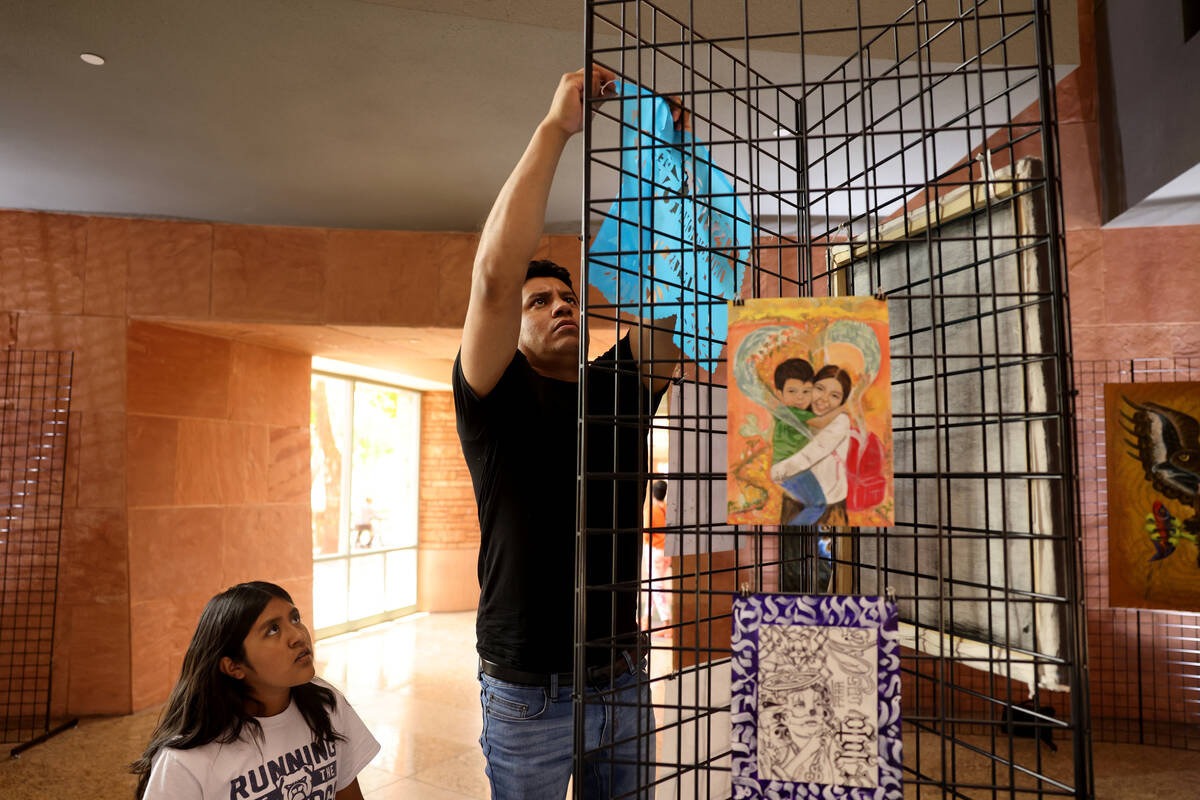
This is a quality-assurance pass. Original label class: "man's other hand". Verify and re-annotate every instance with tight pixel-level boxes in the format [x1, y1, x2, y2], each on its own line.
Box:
[544, 65, 618, 136]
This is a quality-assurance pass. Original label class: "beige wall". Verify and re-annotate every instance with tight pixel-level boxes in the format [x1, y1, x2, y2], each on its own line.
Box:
[125, 321, 313, 709]
[417, 392, 480, 612]
[0, 211, 589, 715]
[5, 212, 132, 717]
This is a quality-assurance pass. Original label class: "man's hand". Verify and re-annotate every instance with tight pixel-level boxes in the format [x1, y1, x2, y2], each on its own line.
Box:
[664, 94, 691, 132]
[544, 65, 692, 137]
[544, 65, 618, 137]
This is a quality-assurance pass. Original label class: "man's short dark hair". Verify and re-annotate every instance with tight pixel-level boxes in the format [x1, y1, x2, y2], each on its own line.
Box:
[652, 480, 668, 502]
[526, 260, 574, 292]
[773, 358, 814, 391]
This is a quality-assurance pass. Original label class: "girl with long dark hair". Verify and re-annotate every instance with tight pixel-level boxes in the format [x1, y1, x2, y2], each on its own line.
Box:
[130, 581, 378, 799]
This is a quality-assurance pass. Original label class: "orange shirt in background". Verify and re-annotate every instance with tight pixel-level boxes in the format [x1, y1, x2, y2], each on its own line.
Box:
[649, 501, 666, 551]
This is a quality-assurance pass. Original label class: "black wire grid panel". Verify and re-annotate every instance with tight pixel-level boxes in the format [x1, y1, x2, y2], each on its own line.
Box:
[577, 1, 1091, 798]
[0, 350, 72, 745]
[1074, 358, 1200, 750]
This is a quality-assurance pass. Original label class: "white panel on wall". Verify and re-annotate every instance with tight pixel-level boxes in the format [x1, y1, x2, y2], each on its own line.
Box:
[665, 382, 737, 556]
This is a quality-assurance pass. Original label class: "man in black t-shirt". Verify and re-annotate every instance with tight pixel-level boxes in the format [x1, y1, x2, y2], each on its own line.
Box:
[453, 67, 684, 799]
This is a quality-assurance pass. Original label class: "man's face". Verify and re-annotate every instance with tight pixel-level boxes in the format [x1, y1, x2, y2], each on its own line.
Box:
[519, 277, 579, 361]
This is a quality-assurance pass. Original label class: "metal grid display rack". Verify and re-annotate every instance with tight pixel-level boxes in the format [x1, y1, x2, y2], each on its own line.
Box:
[0, 350, 73, 753]
[1074, 357, 1200, 751]
[576, 1, 1090, 797]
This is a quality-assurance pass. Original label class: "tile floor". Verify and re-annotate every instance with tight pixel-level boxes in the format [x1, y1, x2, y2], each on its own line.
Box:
[0, 611, 488, 800]
[2, 610, 1199, 798]
[317, 610, 487, 799]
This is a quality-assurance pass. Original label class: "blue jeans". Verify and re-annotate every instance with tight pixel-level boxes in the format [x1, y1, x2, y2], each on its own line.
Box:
[478, 653, 656, 799]
[778, 470, 827, 526]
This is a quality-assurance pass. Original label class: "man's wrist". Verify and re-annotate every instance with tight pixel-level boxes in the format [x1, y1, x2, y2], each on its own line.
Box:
[535, 118, 574, 147]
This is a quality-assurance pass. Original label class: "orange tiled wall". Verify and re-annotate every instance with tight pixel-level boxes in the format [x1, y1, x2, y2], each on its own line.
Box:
[416, 391, 481, 612]
[0, 209, 540, 716]
[1055, 0, 1200, 734]
[1059, 1, 1200, 362]
[3, 212, 132, 717]
[1074, 360, 1200, 743]
[125, 321, 313, 710]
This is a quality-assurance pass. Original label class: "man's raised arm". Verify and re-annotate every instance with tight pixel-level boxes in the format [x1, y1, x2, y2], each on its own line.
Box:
[459, 66, 615, 397]
[629, 318, 683, 394]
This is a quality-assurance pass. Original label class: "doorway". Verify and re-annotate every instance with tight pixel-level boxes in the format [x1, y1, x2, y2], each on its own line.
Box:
[310, 372, 420, 637]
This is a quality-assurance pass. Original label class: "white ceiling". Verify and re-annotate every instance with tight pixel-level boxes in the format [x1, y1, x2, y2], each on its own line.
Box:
[1104, 160, 1200, 229]
[3, 0, 1077, 233]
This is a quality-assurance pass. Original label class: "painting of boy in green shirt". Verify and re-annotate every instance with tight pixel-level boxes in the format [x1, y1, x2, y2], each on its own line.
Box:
[772, 358, 816, 466]
[772, 358, 817, 529]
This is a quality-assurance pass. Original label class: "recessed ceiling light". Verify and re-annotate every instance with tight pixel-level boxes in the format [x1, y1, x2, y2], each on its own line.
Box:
[80, 53, 105, 66]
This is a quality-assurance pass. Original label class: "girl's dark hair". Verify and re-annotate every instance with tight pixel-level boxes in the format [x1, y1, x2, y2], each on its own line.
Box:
[130, 582, 341, 798]
[773, 358, 814, 391]
[813, 364, 852, 406]
[525, 259, 574, 291]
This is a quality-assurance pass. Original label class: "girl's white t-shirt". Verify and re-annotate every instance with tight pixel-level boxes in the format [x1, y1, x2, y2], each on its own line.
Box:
[143, 678, 380, 800]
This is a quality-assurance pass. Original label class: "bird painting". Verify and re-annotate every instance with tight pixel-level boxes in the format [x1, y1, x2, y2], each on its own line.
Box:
[1106, 382, 1200, 612]
[1120, 396, 1200, 538]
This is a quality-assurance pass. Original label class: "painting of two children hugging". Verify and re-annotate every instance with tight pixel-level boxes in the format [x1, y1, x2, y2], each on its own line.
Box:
[726, 297, 893, 530]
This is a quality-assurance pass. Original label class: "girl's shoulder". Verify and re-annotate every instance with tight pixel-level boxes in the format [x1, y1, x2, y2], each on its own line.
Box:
[308, 676, 361, 722]
[309, 675, 347, 704]
[310, 675, 338, 691]
[155, 737, 223, 767]
[144, 738, 228, 798]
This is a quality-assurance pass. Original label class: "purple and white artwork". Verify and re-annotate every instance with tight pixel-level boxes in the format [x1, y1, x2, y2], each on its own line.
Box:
[731, 594, 902, 800]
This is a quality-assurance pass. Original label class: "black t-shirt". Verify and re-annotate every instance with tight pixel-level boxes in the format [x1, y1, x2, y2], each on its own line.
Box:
[452, 336, 663, 672]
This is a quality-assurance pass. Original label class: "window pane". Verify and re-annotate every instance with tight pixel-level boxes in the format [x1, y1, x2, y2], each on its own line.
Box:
[350, 383, 420, 552]
[313, 559, 349, 631]
[349, 553, 386, 621]
[311, 375, 351, 557]
[386, 549, 418, 611]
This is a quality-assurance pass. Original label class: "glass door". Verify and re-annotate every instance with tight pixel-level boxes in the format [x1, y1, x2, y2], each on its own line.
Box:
[310, 373, 420, 637]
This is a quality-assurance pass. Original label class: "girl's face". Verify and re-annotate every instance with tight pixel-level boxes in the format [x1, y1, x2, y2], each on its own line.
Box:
[811, 377, 846, 415]
[781, 378, 813, 409]
[231, 597, 315, 705]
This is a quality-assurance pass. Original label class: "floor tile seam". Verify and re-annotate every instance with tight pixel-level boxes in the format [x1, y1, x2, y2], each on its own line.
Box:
[399, 774, 480, 799]
[368, 742, 479, 781]
[412, 743, 482, 777]
[359, 766, 406, 791]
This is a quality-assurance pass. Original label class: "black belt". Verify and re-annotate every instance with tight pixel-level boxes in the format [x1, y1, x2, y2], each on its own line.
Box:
[480, 655, 631, 687]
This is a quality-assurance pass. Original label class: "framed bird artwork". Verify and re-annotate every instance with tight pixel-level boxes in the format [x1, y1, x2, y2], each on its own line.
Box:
[1105, 381, 1200, 611]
